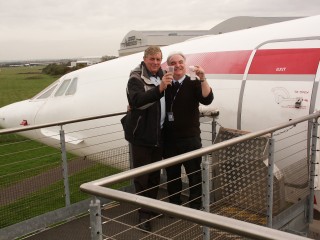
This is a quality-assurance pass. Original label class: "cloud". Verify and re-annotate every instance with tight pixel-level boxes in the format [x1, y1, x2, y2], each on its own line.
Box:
[0, 0, 319, 61]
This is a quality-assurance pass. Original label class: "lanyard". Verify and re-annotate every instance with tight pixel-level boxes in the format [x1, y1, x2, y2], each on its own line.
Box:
[170, 82, 183, 112]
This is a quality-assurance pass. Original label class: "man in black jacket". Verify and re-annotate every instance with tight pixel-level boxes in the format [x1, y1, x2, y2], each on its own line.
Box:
[124, 46, 172, 231]
[163, 52, 213, 210]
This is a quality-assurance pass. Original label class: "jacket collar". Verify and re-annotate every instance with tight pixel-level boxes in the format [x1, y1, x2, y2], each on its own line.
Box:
[139, 62, 165, 84]
[130, 62, 165, 85]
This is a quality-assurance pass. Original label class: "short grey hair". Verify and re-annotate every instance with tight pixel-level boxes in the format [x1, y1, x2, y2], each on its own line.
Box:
[166, 51, 186, 65]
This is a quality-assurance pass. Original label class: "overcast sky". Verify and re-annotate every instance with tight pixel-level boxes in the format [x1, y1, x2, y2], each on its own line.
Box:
[0, 0, 319, 61]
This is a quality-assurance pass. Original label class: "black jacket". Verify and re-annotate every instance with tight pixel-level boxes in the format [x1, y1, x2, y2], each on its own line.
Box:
[163, 75, 214, 140]
[123, 62, 165, 147]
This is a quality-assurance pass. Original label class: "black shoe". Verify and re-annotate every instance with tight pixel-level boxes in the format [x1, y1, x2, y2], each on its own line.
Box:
[190, 203, 202, 210]
[138, 218, 152, 232]
[169, 199, 182, 206]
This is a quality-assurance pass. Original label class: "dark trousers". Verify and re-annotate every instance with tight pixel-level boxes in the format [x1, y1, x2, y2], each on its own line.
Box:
[131, 143, 162, 219]
[164, 137, 202, 209]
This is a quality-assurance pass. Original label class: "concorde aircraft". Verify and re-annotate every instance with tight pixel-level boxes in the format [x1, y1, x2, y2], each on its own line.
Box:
[1, 15, 320, 214]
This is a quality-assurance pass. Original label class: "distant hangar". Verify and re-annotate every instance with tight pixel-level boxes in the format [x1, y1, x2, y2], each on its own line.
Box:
[118, 16, 302, 56]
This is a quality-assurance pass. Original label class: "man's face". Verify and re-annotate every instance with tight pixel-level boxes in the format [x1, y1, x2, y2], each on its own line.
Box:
[143, 52, 162, 75]
[168, 54, 186, 79]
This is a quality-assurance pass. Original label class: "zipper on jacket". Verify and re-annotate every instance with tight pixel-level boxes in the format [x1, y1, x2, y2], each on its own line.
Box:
[133, 116, 142, 137]
[155, 101, 160, 147]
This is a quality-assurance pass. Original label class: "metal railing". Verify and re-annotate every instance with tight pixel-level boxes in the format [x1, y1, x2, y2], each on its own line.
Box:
[0, 109, 216, 239]
[0, 110, 319, 239]
[80, 112, 320, 240]
[0, 111, 130, 239]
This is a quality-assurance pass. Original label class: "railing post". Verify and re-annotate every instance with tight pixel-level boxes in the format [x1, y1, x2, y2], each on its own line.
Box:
[308, 118, 319, 223]
[90, 197, 103, 240]
[60, 126, 70, 206]
[267, 135, 275, 228]
[128, 143, 134, 187]
[212, 118, 217, 144]
[202, 154, 211, 240]
[129, 143, 133, 169]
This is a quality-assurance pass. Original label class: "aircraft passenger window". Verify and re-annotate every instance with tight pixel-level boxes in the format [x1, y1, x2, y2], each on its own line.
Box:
[65, 78, 78, 95]
[36, 84, 58, 99]
[54, 79, 71, 97]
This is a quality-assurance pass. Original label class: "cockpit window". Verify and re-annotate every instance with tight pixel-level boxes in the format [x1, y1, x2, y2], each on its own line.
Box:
[32, 79, 59, 100]
[36, 84, 58, 99]
[54, 79, 71, 97]
[32, 76, 78, 100]
[65, 78, 78, 95]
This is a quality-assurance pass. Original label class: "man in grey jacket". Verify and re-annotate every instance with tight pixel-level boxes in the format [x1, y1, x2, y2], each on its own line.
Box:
[124, 46, 172, 231]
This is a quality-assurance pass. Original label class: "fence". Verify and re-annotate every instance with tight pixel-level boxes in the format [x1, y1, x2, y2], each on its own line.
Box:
[0, 110, 216, 239]
[0, 112, 131, 239]
[0, 110, 319, 239]
[80, 112, 320, 240]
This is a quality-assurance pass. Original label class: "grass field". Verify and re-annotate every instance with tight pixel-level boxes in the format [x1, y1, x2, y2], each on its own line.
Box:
[0, 66, 58, 107]
[0, 65, 62, 188]
[0, 66, 127, 228]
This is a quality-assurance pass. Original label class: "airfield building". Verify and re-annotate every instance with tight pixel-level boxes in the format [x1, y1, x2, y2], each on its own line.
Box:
[118, 16, 302, 56]
[70, 56, 102, 67]
[118, 30, 208, 56]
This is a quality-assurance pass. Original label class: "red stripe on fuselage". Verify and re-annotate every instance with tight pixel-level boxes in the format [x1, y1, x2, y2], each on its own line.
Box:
[249, 49, 320, 74]
[162, 51, 251, 74]
[185, 51, 252, 74]
[162, 49, 320, 75]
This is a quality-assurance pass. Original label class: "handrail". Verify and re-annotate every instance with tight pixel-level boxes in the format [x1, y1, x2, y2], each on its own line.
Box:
[83, 187, 309, 240]
[81, 111, 320, 187]
[80, 112, 320, 240]
[0, 106, 218, 135]
[0, 111, 127, 135]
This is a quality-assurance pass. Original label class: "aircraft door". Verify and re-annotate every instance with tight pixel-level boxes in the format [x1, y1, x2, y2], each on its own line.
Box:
[241, 46, 320, 131]
[240, 40, 320, 171]
[311, 61, 320, 209]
